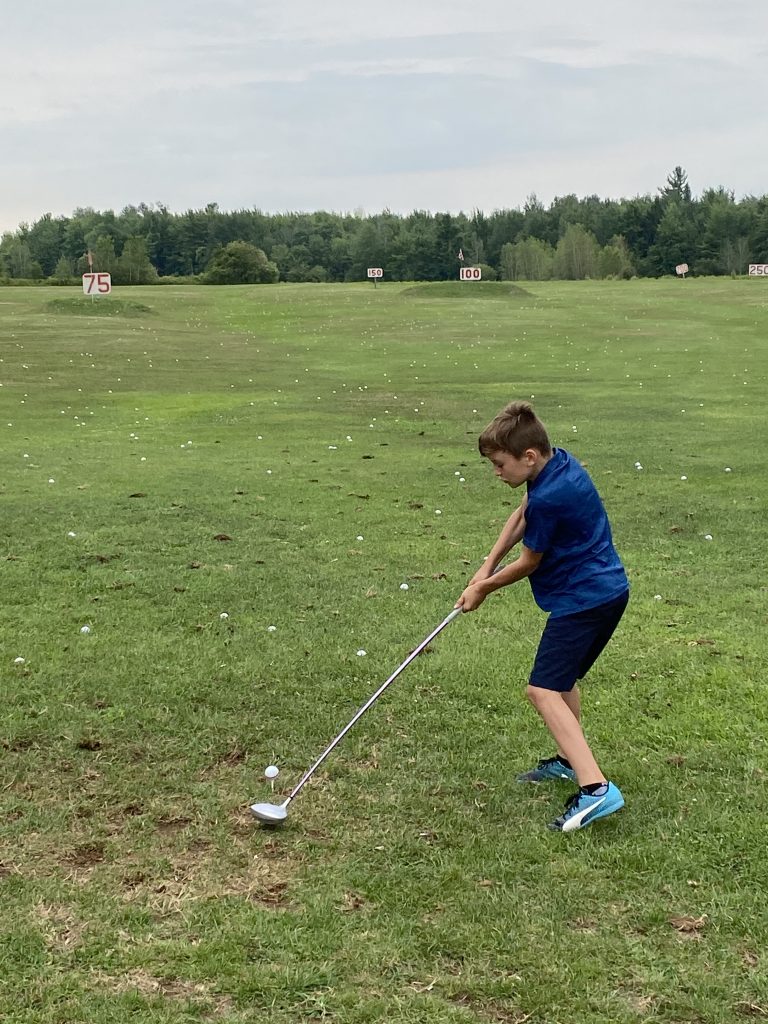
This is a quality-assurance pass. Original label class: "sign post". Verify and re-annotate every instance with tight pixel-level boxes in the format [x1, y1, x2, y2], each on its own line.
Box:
[367, 267, 383, 288]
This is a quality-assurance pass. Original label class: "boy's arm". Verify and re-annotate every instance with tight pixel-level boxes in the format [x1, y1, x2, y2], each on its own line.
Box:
[457, 544, 542, 612]
[468, 494, 528, 586]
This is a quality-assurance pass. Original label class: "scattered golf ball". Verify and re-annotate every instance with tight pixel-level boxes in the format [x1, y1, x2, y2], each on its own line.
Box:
[680, 475, 687, 481]
[356, 535, 364, 541]
[653, 595, 663, 601]
[356, 649, 366, 657]
[400, 583, 409, 591]
[80, 625, 91, 634]
[219, 612, 229, 619]
[725, 467, 732, 473]
[264, 765, 279, 779]
[704, 534, 713, 541]
[435, 509, 442, 515]
[267, 625, 277, 632]
[48, 478, 55, 484]
[14, 657, 25, 665]
[67, 531, 76, 538]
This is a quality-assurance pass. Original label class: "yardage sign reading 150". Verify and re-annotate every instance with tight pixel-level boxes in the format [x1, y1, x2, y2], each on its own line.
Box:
[82, 272, 112, 295]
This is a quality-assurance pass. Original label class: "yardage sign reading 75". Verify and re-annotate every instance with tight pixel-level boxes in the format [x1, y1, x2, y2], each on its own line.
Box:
[82, 272, 112, 295]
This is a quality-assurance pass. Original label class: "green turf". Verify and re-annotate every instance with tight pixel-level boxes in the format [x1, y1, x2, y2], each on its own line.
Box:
[1, 279, 767, 1023]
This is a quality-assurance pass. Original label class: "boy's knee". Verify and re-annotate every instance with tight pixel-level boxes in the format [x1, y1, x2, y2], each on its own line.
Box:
[526, 683, 549, 708]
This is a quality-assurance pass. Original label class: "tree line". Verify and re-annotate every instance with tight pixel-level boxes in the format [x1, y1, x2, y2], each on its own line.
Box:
[1, 168, 767, 286]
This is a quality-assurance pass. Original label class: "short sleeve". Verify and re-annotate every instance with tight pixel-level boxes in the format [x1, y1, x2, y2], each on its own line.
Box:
[523, 498, 558, 554]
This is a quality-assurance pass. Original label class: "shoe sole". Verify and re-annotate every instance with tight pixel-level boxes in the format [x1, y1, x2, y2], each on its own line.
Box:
[555, 797, 625, 833]
[516, 772, 576, 784]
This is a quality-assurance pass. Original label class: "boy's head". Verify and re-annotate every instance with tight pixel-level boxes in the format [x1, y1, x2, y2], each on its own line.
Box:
[479, 401, 551, 458]
[479, 401, 552, 486]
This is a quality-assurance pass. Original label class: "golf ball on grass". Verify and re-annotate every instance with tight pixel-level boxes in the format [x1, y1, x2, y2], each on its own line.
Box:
[400, 583, 409, 591]
[264, 765, 279, 780]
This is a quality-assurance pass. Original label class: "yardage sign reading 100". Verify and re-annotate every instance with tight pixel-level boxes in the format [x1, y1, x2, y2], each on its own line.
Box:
[82, 272, 112, 295]
[748, 264, 768, 275]
[460, 267, 482, 281]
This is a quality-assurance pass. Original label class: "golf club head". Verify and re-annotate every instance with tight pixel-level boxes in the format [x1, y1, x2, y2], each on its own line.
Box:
[249, 801, 288, 824]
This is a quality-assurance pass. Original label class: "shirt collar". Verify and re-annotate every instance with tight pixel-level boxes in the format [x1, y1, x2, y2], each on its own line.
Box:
[527, 447, 561, 494]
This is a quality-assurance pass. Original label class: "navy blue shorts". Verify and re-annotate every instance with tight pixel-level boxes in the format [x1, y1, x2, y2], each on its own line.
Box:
[529, 590, 629, 693]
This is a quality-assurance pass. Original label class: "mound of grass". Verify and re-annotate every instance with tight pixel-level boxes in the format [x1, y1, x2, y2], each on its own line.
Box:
[401, 281, 532, 299]
[45, 296, 153, 317]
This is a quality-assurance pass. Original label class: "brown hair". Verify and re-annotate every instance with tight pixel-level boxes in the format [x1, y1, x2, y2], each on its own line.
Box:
[478, 401, 551, 457]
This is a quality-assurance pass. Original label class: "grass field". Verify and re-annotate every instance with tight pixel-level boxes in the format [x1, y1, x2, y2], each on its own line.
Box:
[1, 279, 767, 1023]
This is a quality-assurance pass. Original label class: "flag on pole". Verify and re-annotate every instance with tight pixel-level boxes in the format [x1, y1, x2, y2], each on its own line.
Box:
[457, 248, 464, 261]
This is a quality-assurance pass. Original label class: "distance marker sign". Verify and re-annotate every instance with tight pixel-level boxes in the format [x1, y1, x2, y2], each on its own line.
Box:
[82, 272, 112, 295]
[748, 264, 768, 275]
[367, 268, 383, 278]
[460, 267, 482, 281]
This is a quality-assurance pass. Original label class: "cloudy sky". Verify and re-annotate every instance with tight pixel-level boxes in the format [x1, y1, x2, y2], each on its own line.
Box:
[2, 0, 767, 231]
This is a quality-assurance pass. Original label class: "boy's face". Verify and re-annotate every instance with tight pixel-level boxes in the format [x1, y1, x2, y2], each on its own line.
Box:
[487, 448, 539, 487]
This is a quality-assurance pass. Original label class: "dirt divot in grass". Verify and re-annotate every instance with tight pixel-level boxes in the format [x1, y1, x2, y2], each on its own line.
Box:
[91, 969, 234, 1017]
[34, 901, 89, 950]
[448, 992, 531, 1023]
[62, 842, 107, 867]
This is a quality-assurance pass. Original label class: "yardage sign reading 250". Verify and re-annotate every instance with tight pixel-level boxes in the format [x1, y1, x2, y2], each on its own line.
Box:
[82, 272, 112, 295]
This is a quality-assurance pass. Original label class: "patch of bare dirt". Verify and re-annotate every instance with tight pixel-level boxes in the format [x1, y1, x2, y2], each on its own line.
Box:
[62, 842, 106, 867]
[92, 968, 233, 1017]
[34, 902, 88, 950]
[448, 993, 532, 1023]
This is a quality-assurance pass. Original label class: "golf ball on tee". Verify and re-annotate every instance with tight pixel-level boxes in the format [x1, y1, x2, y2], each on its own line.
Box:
[264, 765, 279, 779]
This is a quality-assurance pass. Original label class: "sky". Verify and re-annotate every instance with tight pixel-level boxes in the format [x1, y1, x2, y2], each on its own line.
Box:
[2, 0, 767, 232]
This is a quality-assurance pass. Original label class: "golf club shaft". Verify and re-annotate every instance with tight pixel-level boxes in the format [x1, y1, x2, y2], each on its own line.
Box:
[285, 607, 463, 805]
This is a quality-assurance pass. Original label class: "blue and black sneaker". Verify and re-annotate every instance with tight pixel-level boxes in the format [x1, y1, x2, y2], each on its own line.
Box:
[547, 782, 624, 832]
[516, 756, 576, 784]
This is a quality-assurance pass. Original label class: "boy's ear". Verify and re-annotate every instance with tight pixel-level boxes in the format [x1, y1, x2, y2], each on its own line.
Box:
[524, 447, 538, 464]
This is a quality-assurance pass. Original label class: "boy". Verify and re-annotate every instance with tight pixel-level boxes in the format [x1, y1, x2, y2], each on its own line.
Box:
[455, 401, 629, 832]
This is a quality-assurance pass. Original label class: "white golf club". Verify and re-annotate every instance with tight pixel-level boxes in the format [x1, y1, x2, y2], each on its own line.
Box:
[250, 606, 463, 824]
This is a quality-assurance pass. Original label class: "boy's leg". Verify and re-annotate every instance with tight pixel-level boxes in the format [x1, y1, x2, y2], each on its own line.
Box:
[556, 685, 580, 760]
[526, 684, 604, 788]
[527, 593, 627, 779]
[561, 685, 580, 722]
